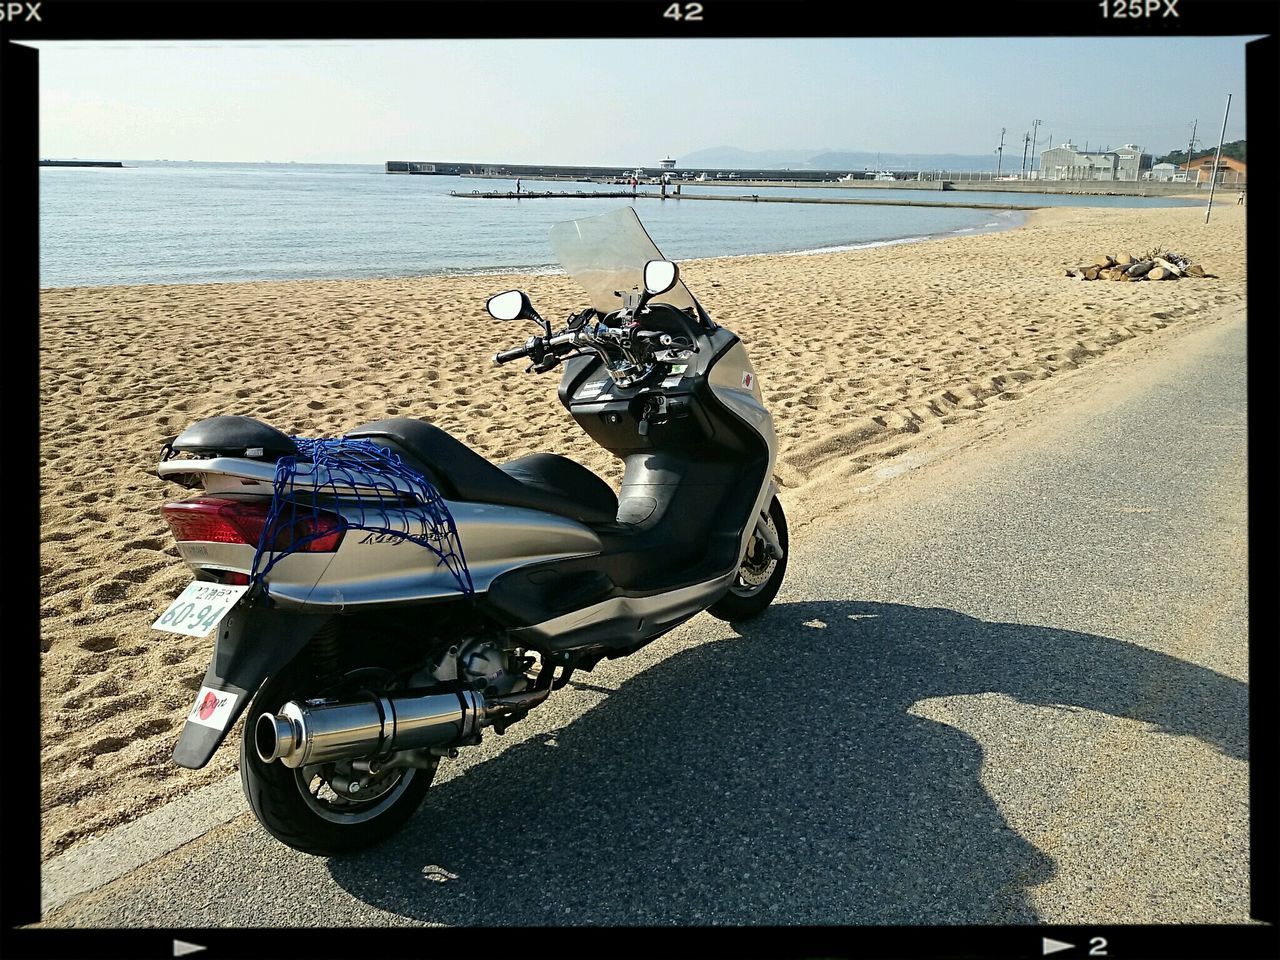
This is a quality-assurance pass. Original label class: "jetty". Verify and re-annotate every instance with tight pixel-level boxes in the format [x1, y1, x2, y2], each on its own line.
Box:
[40, 159, 124, 168]
[450, 189, 1041, 211]
[453, 190, 648, 200]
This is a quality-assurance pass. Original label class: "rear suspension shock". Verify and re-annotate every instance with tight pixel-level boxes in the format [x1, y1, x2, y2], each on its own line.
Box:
[309, 619, 342, 680]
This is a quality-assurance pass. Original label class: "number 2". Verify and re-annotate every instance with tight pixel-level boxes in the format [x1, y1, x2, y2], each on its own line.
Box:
[1090, 937, 1109, 956]
[663, 2, 704, 22]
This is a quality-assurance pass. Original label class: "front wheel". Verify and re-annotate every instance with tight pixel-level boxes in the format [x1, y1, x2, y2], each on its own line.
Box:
[239, 664, 435, 857]
[707, 494, 788, 622]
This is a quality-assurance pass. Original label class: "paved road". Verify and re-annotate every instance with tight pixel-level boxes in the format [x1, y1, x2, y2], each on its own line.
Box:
[42, 311, 1248, 927]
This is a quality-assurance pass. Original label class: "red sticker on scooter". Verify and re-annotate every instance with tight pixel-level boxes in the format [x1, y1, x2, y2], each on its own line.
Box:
[187, 686, 240, 730]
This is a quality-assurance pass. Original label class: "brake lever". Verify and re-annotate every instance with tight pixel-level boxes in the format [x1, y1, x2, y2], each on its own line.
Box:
[527, 356, 562, 375]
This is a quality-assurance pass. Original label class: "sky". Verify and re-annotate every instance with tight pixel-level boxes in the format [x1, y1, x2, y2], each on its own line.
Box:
[29, 37, 1255, 165]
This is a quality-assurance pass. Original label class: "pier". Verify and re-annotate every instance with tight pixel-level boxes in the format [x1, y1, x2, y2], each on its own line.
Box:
[453, 190, 650, 200]
[450, 190, 1041, 211]
[399, 160, 1200, 198]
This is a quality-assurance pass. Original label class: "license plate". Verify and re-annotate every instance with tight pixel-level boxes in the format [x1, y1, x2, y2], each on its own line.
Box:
[151, 581, 250, 637]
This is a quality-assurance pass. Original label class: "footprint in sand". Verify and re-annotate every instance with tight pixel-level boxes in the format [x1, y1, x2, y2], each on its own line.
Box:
[78, 636, 118, 653]
[135, 717, 175, 737]
[88, 735, 128, 755]
[87, 580, 131, 604]
[122, 537, 168, 554]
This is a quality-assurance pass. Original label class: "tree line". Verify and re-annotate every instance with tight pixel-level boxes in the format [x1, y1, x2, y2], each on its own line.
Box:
[1156, 139, 1246, 166]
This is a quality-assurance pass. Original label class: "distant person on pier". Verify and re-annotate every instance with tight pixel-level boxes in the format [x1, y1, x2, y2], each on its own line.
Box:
[515, 177, 521, 195]
[631, 177, 637, 195]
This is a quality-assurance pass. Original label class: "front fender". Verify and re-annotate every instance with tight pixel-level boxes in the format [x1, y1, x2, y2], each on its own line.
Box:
[172, 604, 333, 769]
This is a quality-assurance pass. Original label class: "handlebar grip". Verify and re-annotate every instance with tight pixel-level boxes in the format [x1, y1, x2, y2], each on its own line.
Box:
[493, 345, 530, 366]
[547, 330, 581, 351]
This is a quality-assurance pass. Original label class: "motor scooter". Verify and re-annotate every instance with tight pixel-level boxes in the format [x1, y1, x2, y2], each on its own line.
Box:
[153, 207, 788, 855]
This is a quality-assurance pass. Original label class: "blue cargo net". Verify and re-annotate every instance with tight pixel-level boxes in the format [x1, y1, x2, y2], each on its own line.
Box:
[249, 436, 474, 597]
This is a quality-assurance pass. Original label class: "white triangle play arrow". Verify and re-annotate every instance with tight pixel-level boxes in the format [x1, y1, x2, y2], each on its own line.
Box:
[1042, 937, 1076, 956]
[174, 941, 207, 957]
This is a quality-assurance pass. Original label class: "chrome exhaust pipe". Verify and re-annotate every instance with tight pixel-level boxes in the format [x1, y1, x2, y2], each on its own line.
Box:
[255, 689, 487, 769]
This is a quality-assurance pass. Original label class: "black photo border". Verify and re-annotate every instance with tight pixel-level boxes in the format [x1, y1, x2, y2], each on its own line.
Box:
[1, 2, 1275, 958]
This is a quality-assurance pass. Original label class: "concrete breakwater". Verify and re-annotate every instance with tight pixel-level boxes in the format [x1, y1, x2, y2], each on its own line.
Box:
[393, 162, 1201, 198]
[451, 189, 1041, 211]
[40, 160, 124, 168]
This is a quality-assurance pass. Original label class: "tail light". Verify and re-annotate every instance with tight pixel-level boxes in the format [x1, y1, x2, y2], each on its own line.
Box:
[160, 497, 345, 553]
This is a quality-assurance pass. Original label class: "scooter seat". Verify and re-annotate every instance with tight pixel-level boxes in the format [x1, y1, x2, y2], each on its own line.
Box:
[346, 418, 617, 526]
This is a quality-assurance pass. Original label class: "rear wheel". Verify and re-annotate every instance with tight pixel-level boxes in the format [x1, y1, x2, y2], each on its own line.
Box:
[239, 663, 435, 857]
[707, 494, 788, 622]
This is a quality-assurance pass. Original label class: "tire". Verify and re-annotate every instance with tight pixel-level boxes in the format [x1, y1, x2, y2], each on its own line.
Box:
[707, 494, 789, 622]
[239, 663, 435, 857]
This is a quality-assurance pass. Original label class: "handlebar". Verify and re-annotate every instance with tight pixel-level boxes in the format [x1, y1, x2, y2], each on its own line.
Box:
[493, 316, 691, 376]
[493, 344, 532, 366]
[492, 329, 585, 368]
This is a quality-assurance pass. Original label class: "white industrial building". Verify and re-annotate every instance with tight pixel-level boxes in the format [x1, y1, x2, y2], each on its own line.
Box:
[1039, 142, 1152, 182]
[1146, 162, 1184, 182]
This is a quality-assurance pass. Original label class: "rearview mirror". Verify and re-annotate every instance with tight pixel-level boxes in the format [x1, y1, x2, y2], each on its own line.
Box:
[486, 289, 530, 321]
[643, 260, 679, 297]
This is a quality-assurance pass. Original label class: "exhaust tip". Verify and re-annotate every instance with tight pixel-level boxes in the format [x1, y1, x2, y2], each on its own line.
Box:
[255, 712, 297, 765]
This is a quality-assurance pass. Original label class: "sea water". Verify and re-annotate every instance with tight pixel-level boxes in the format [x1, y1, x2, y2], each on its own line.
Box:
[38, 161, 1200, 288]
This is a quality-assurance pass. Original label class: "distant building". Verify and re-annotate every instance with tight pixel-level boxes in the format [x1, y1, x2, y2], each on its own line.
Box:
[1181, 155, 1246, 185]
[1038, 142, 1152, 181]
[1114, 144, 1149, 181]
[385, 161, 438, 174]
[1147, 162, 1180, 181]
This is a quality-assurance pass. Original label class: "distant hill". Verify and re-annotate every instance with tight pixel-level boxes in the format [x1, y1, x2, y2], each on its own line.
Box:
[809, 151, 1008, 172]
[677, 145, 1014, 173]
[1157, 139, 1246, 166]
[677, 146, 835, 168]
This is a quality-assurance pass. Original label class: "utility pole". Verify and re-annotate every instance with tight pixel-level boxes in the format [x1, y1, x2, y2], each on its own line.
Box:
[1205, 94, 1232, 223]
[1021, 132, 1030, 176]
[1031, 118, 1042, 174]
[996, 127, 1006, 177]
[1184, 118, 1199, 179]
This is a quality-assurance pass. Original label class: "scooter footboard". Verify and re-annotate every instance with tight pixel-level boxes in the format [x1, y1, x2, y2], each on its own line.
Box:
[506, 569, 737, 651]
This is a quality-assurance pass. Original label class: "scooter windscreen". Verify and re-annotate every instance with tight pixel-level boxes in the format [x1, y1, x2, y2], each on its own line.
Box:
[548, 207, 700, 315]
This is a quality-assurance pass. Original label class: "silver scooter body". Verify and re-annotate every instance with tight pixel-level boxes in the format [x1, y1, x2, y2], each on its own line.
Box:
[156, 332, 776, 621]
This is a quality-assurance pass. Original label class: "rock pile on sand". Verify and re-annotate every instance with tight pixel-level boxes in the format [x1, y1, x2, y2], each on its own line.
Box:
[1067, 248, 1211, 281]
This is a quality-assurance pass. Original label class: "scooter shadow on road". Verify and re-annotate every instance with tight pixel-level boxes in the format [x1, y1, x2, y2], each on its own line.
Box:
[326, 599, 1247, 925]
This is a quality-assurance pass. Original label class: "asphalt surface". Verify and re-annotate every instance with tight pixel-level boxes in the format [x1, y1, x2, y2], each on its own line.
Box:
[40, 310, 1248, 927]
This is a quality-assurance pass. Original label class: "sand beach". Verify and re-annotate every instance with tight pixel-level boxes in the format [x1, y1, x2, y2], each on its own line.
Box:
[38, 202, 1246, 860]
